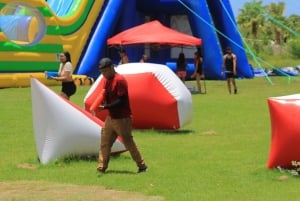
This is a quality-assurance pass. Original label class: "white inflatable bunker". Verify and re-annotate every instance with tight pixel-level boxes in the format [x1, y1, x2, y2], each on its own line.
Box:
[85, 63, 193, 130]
[30, 78, 126, 164]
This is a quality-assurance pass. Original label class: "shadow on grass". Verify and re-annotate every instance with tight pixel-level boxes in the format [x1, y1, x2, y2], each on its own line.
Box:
[60, 154, 99, 163]
[104, 170, 136, 175]
[96, 170, 138, 178]
[137, 129, 217, 136]
[52, 154, 129, 165]
[157, 129, 193, 135]
[153, 129, 194, 135]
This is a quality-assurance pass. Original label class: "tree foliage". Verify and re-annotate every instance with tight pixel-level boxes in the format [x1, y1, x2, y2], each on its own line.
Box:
[287, 38, 300, 59]
[236, 0, 300, 58]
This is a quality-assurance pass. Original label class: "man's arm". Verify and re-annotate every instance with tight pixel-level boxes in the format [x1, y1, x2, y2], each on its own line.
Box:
[101, 95, 126, 109]
[233, 54, 237, 75]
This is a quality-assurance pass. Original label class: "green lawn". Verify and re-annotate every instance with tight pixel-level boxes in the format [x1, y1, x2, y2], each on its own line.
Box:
[1, 76, 300, 201]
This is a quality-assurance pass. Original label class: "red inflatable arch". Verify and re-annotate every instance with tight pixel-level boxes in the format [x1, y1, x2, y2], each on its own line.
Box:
[85, 63, 193, 130]
[267, 94, 300, 169]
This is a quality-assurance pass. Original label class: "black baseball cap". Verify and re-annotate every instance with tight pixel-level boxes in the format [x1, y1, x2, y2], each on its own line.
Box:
[99, 57, 113, 69]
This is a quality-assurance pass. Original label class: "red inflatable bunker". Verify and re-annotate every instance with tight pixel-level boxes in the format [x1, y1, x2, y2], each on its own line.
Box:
[267, 94, 300, 169]
[85, 63, 193, 130]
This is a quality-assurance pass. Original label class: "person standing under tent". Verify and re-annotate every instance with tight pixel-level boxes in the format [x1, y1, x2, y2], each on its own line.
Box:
[222, 47, 238, 94]
[191, 51, 204, 93]
[50, 51, 76, 100]
[176, 52, 187, 83]
[96, 57, 148, 174]
[140, 54, 148, 63]
[118, 49, 129, 64]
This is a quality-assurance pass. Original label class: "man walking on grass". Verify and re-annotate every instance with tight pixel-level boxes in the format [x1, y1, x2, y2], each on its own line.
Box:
[223, 46, 238, 94]
[95, 57, 147, 174]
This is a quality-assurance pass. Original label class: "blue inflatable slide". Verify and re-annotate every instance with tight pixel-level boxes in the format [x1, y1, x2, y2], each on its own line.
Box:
[57, 0, 254, 80]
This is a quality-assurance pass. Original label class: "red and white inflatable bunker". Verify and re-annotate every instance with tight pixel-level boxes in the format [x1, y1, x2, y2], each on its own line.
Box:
[84, 63, 193, 130]
[267, 94, 300, 169]
[30, 78, 126, 164]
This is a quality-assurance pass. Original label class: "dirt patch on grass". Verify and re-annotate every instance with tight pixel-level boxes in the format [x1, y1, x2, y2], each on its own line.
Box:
[202, 130, 217, 135]
[0, 180, 164, 201]
[17, 163, 38, 170]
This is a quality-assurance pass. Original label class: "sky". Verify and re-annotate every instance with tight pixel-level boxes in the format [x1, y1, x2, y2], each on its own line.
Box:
[229, 0, 299, 17]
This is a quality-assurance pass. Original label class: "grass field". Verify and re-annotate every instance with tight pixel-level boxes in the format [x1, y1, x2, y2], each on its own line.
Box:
[1, 76, 300, 201]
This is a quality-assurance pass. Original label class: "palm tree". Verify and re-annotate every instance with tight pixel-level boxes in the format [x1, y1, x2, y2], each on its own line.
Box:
[265, 2, 286, 45]
[237, 0, 266, 39]
[286, 14, 300, 40]
[237, 0, 267, 54]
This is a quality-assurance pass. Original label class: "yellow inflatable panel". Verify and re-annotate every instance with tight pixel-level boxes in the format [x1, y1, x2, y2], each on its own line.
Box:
[0, 74, 16, 88]
[0, 73, 89, 88]
[1, 52, 59, 62]
[0, 73, 57, 88]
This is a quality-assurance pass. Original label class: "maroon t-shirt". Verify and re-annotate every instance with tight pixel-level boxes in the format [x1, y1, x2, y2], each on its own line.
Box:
[103, 73, 131, 119]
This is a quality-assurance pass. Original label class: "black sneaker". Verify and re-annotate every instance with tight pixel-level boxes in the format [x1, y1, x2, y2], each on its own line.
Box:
[137, 166, 148, 173]
[234, 89, 237, 94]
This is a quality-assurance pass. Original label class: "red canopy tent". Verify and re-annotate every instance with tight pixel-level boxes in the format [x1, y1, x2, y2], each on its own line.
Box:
[107, 20, 202, 46]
